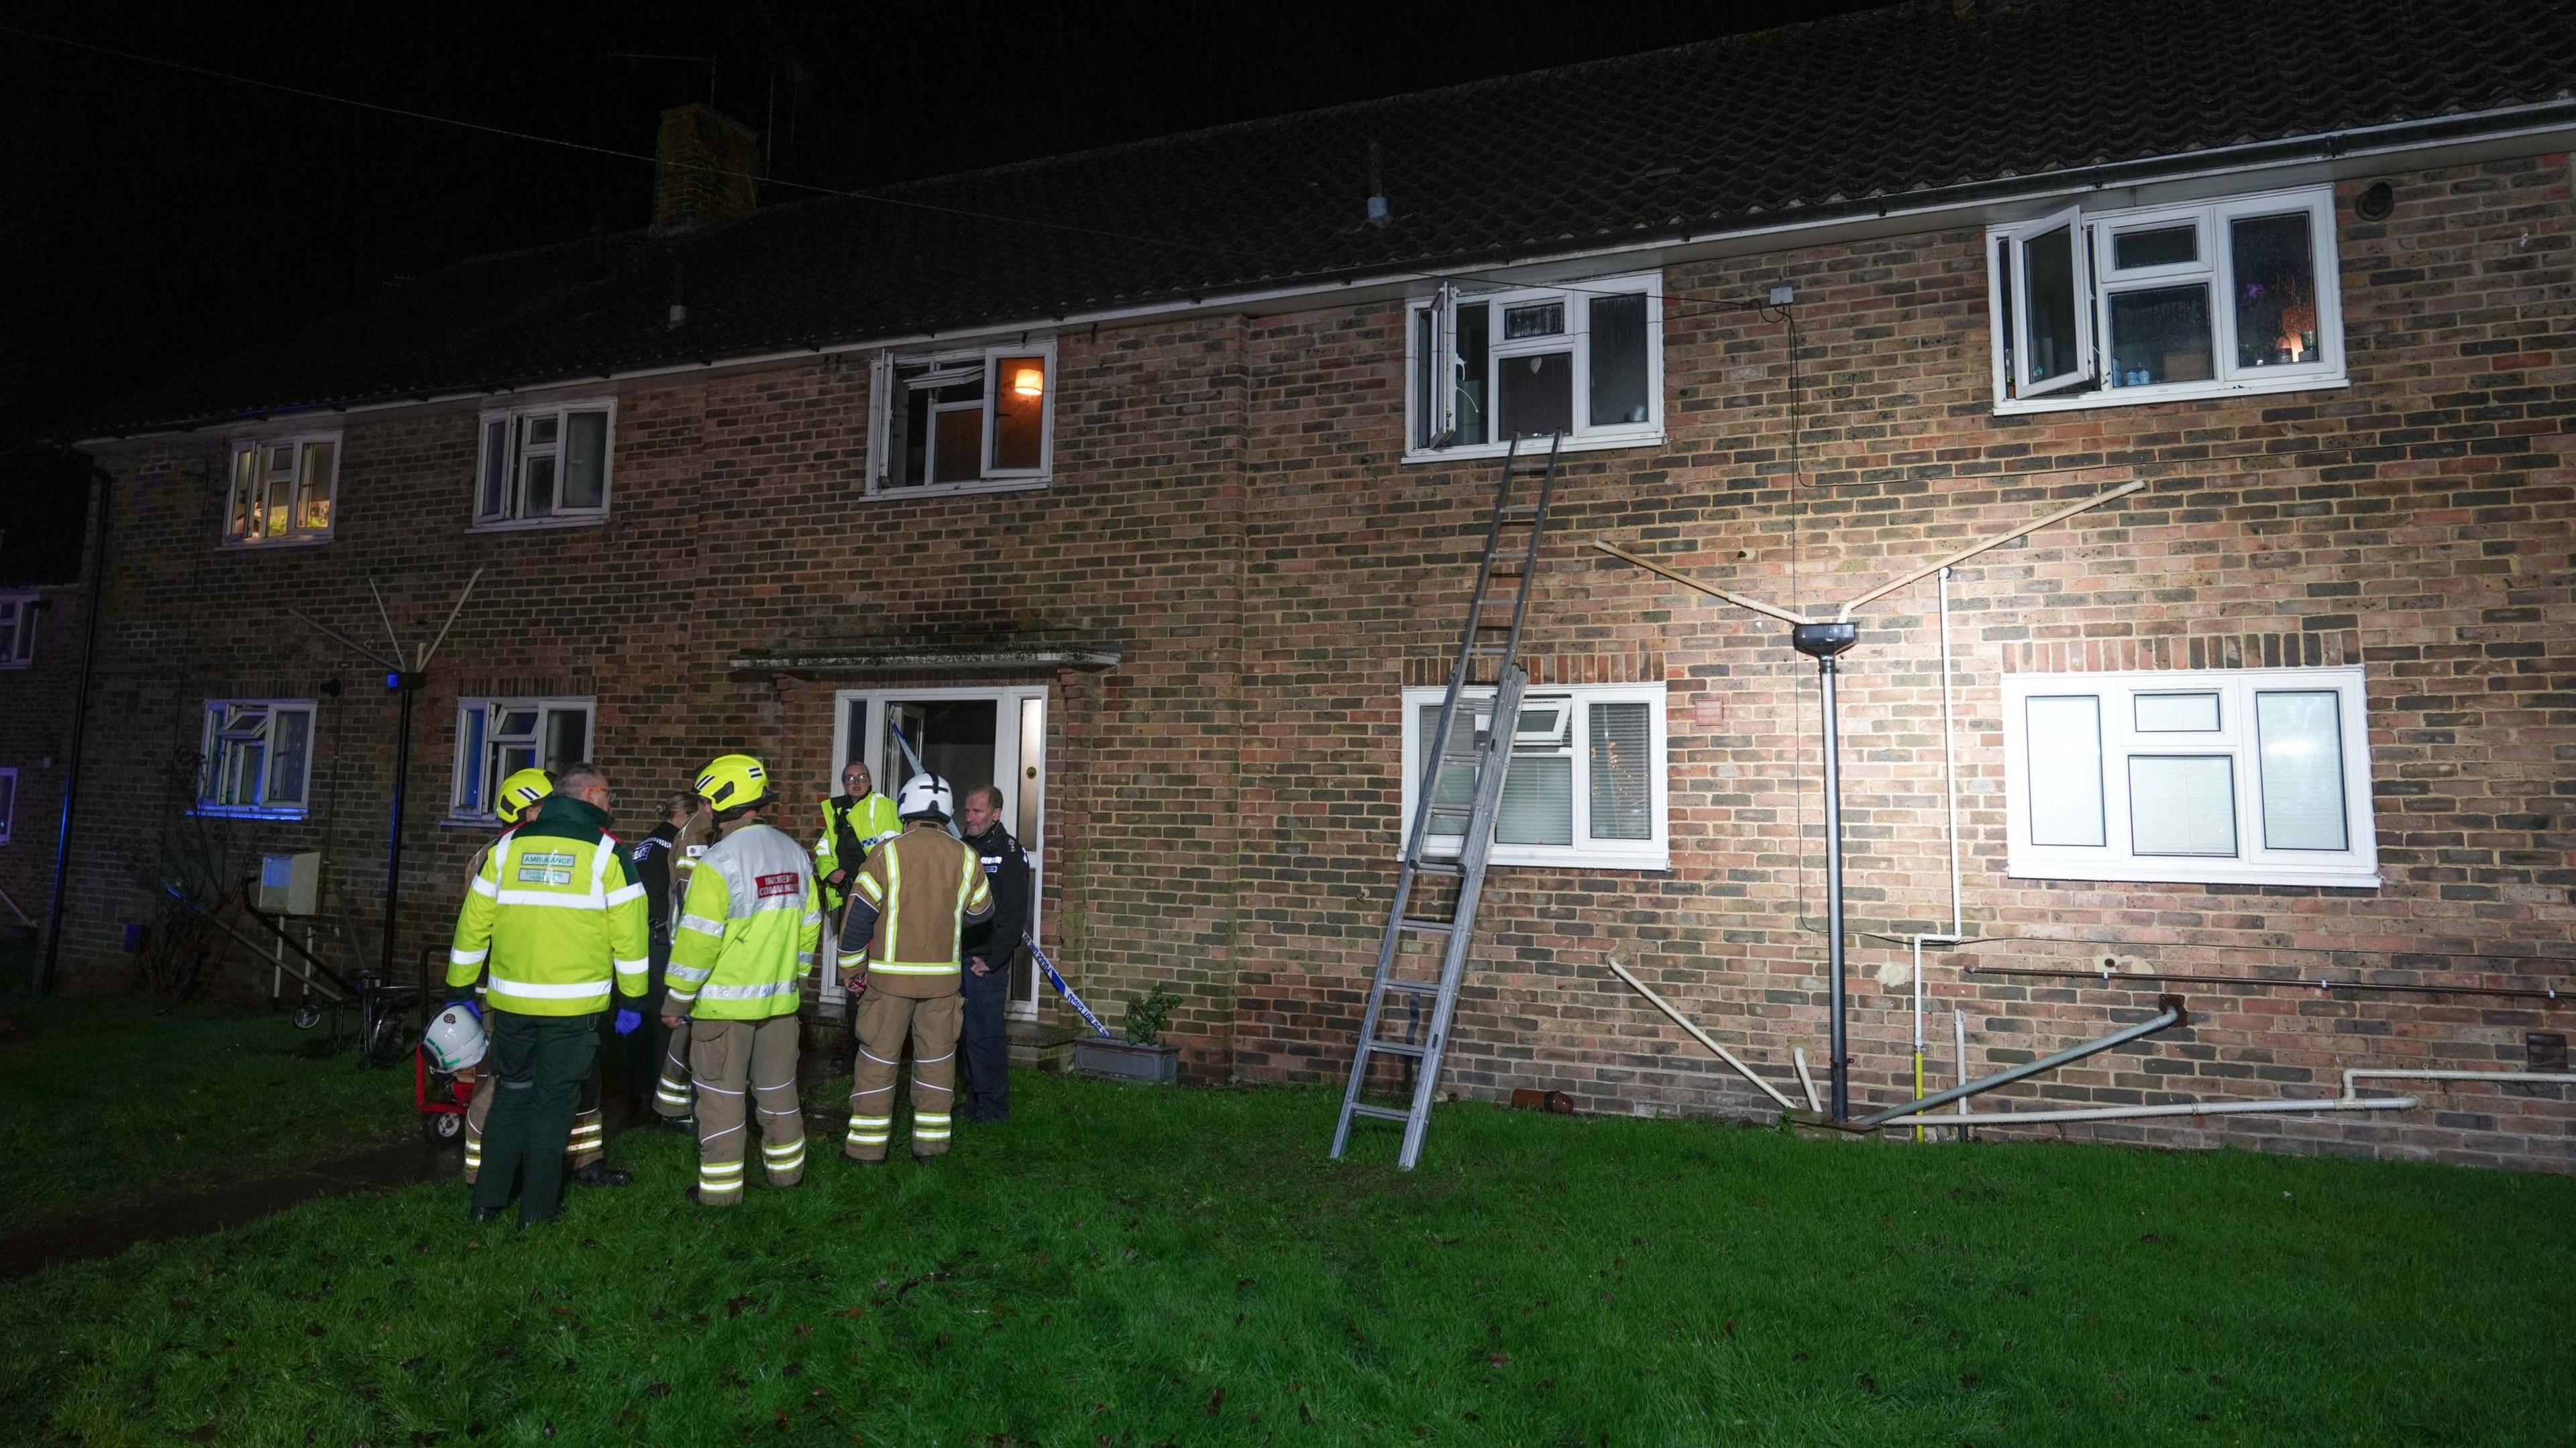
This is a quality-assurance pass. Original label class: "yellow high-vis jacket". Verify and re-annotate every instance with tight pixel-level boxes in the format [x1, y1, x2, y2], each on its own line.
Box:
[814, 791, 902, 911]
[445, 796, 652, 1016]
[665, 821, 822, 1021]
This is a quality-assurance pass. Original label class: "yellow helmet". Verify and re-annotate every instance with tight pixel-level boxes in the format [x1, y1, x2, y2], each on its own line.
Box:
[494, 767, 553, 826]
[694, 753, 770, 812]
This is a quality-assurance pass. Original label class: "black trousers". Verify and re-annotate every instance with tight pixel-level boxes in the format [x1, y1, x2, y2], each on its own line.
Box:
[961, 966, 1010, 1120]
[471, 1012, 601, 1225]
[623, 935, 672, 1110]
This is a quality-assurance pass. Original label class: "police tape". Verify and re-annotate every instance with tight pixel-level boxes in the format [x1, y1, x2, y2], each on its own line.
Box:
[1023, 934, 1113, 1038]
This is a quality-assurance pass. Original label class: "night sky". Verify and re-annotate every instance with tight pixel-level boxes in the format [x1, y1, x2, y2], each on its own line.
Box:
[3, 2, 1884, 465]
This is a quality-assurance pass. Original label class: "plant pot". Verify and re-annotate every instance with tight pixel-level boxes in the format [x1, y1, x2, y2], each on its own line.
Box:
[1072, 1036, 1179, 1084]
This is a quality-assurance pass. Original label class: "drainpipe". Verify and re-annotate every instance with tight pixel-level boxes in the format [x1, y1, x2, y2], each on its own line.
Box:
[2341, 1068, 2576, 1099]
[37, 460, 112, 997]
[1886, 1095, 2419, 1128]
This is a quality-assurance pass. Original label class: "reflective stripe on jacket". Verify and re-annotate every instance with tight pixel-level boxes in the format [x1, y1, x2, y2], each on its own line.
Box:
[666, 821, 822, 1021]
[445, 795, 651, 1016]
[836, 822, 994, 998]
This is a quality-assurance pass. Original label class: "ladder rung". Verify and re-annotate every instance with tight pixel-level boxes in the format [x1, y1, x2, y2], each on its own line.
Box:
[1397, 917, 1454, 935]
[1364, 1039, 1426, 1058]
[1349, 1104, 1412, 1122]
[1424, 803, 1473, 816]
[1408, 861, 1461, 877]
[1498, 504, 1542, 516]
[1381, 978, 1441, 995]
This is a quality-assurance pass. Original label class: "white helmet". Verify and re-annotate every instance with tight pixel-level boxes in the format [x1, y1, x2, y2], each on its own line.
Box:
[895, 772, 954, 823]
[423, 1004, 488, 1072]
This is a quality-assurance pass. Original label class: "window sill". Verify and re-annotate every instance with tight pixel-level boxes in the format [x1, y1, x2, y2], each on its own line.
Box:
[467, 514, 610, 535]
[217, 535, 334, 553]
[1993, 373, 2347, 416]
[1419, 846, 1671, 873]
[2007, 857, 2380, 890]
[0, 660, 30, 672]
[1403, 431, 1663, 467]
[441, 815, 503, 830]
[865, 476, 1051, 502]
[191, 805, 309, 822]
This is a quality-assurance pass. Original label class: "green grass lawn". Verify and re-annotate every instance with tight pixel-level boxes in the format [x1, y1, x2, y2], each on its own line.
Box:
[0, 1069, 2569, 1447]
[0, 995, 415, 1216]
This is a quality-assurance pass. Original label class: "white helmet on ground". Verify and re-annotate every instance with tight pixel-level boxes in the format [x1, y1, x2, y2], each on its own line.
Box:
[423, 1004, 487, 1072]
[895, 772, 954, 823]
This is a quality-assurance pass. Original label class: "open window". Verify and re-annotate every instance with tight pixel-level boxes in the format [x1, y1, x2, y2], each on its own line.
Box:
[197, 700, 316, 818]
[1406, 272, 1661, 461]
[450, 698, 594, 820]
[866, 341, 1056, 496]
[1401, 683, 1667, 870]
[0, 596, 32, 669]
[474, 401, 614, 528]
[1990, 185, 2342, 411]
[224, 433, 340, 546]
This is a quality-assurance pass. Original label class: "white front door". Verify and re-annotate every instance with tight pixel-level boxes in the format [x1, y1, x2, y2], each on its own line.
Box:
[822, 686, 1047, 1018]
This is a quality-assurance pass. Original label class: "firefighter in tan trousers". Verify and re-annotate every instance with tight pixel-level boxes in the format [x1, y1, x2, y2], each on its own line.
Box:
[460, 768, 624, 1189]
[647, 794, 716, 1128]
[837, 772, 993, 1164]
[662, 754, 820, 1205]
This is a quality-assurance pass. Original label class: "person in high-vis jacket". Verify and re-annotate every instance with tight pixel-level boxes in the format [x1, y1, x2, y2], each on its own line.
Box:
[633, 791, 704, 1123]
[447, 763, 651, 1226]
[814, 761, 902, 914]
[837, 773, 992, 1164]
[663, 755, 821, 1205]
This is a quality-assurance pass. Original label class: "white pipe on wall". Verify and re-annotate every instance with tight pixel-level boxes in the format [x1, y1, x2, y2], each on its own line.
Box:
[2341, 1068, 2576, 1099]
[1953, 1009, 1971, 1142]
[1884, 1095, 2419, 1128]
[1607, 959, 1801, 1112]
[1792, 1048, 1823, 1113]
[1939, 564, 1962, 939]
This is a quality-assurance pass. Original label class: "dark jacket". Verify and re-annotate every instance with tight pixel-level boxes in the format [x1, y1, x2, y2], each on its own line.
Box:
[958, 822, 1030, 970]
[631, 822, 680, 941]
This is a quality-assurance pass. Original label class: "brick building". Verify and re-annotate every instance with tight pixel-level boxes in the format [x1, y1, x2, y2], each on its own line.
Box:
[50, 2, 2576, 1168]
[0, 449, 101, 974]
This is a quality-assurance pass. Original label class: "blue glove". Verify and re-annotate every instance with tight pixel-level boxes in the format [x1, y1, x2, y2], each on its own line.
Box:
[613, 1009, 643, 1037]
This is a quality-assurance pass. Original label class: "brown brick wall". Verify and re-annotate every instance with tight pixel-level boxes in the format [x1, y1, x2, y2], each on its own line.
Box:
[60, 154, 2575, 1169]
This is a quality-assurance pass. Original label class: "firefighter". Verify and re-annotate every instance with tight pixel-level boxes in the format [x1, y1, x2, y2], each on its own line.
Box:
[631, 791, 703, 1121]
[458, 769, 627, 1190]
[649, 793, 720, 1129]
[662, 754, 820, 1205]
[837, 773, 992, 1164]
[446, 762, 651, 1226]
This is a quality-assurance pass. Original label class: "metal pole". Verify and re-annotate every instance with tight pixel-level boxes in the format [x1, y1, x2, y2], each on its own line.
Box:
[380, 675, 418, 983]
[1861, 999, 2186, 1127]
[39, 463, 113, 996]
[1819, 653, 1849, 1120]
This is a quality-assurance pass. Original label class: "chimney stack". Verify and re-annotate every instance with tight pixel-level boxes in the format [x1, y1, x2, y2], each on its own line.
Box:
[653, 103, 759, 227]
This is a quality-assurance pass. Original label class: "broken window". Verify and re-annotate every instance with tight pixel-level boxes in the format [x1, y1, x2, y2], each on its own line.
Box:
[1407, 272, 1660, 457]
[475, 402, 614, 526]
[868, 342, 1057, 494]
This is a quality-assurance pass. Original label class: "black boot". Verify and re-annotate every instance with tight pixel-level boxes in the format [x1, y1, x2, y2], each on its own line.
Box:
[574, 1163, 633, 1188]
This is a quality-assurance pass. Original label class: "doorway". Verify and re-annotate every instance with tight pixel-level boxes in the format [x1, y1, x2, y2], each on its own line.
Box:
[826, 686, 1047, 1019]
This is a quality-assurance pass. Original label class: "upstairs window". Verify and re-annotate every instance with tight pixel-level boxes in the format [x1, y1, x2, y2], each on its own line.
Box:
[867, 342, 1055, 496]
[224, 433, 339, 545]
[451, 697, 594, 820]
[0, 596, 33, 669]
[1989, 186, 2341, 412]
[2002, 667, 2377, 888]
[475, 402, 614, 527]
[0, 767, 15, 846]
[1399, 682, 1668, 870]
[1406, 272, 1662, 461]
[198, 700, 315, 818]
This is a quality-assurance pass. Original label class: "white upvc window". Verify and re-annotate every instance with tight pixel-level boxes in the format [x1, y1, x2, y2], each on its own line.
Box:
[1399, 682, 1668, 870]
[1988, 185, 2343, 413]
[0, 596, 34, 668]
[2002, 667, 2377, 888]
[450, 698, 594, 820]
[0, 767, 15, 846]
[223, 433, 341, 546]
[197, 700, 317, 818]
[867, 341, 1056, 497]
[474, 401, 615, 528]
[1405, 272, 1663, 461]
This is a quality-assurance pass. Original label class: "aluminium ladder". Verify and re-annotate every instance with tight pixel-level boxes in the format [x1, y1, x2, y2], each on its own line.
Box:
[1331, 432, 1563, 1169]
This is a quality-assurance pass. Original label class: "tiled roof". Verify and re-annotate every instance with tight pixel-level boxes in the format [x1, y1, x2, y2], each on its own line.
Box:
[87, 0, 2576, 437]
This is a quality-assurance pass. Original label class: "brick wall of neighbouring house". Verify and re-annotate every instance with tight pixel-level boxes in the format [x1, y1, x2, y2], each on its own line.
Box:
[58, 154, 2572, 1169]
[0, 567, 93, 970]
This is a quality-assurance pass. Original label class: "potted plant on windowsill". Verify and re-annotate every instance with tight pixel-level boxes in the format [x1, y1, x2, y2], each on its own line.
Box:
[1072, 985, 1182, 1084]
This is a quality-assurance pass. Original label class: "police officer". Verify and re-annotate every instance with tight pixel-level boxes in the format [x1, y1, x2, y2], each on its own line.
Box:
[663, 755, 820, 1205]
[631, 791, 702, 1122]
[446, 763, 651, 1226]
[955, 785, 1029, 1123]
[837, 773, 992, 1164]
[458, 769, 624, 1191]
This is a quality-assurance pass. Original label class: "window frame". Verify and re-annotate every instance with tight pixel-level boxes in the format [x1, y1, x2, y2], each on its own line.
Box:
[0, 595, 34, 669]
[471, 399, 617, 531]
[2001, 666, 2377, 888]
[195, 699, 318, 820]
[1988, 185, 2344, 414]
[865, 340, 1058, 499]
[221, 431, 342, 548]
[1398, 681, 1669, 871]
[0, 766, 15, 846]
[1403, 271, 1665, 463]
[447, 696, 596, 822]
